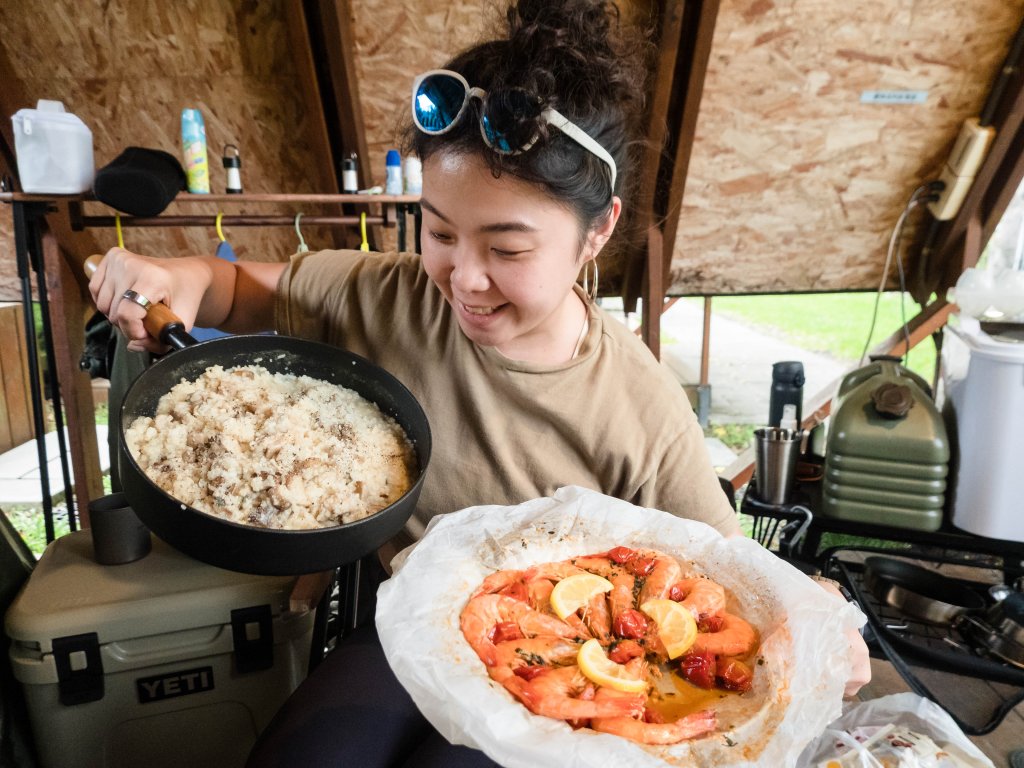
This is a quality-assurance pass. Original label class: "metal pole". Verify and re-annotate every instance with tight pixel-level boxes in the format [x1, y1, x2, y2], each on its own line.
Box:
[29, 216, 77, 529]
[12, 202, 54, 541]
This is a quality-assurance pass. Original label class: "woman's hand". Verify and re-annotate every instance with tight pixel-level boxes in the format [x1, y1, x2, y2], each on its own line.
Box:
[88, 247, 213, 354]
[814, 578, 872, 698]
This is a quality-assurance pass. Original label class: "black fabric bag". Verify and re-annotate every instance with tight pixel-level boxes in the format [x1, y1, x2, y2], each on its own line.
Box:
[92, 147, 185, 216]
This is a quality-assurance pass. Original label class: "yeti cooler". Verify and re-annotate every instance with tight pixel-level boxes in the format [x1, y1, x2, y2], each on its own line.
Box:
[4, 530, 314, 768]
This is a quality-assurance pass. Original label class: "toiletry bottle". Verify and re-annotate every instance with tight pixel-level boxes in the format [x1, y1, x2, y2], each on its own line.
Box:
[222, 144, 242, 194]
[181, 109, 210, 194]
[385, 149, 403, 195]
[404, 156, 422, 195]
[342, 153, 359, 193]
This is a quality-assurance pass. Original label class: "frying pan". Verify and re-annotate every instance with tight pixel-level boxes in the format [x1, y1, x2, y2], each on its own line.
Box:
[87, 257, 431, 575]
[862, 556, 985, 625]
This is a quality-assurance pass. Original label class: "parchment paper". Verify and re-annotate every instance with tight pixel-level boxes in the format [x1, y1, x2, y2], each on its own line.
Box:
[376, 486, 864, 767]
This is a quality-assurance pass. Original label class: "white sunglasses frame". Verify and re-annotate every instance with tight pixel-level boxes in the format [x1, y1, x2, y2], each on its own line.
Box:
[411, 69, 617, 192]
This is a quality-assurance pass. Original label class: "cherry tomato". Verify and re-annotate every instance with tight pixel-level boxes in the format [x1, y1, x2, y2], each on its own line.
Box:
[627, 557, 656, 577]
[668, 583, 687, 602]
[488, 621, 524, 644]
[608, 639, 645, 664]
[606, 546, 638, 564]
[678, 650, 717, 689]
[613, 609, 650, 639]
[718, 658, 753, 693]
[698, 615, 725, 633]
[513, 665, 549, 681]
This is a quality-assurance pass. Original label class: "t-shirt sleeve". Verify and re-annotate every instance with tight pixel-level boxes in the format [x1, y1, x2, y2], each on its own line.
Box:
[635, 416, 741, 537]
[275, 249, 363, 341]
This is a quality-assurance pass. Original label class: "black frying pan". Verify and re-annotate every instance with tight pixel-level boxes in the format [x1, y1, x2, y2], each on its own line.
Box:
[88, 257, 431, 575]
[863, 556, 985, 625]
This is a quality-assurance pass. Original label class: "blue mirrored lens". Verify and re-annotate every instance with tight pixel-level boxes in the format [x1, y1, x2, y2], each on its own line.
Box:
[414, 75, 467, 133]
[481, 115, 514, 153]
[481, 89, 540, 154]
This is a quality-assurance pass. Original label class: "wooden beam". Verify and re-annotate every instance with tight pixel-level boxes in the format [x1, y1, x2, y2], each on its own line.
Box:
[624, 0, 722, 360]
[307, 0, 376, 249]
[41, 230, 103, 522]
[914, 48, 1024, 297]
[657, 0, 721, 288]
[283, 0, 349, 251]
[621, 0, 686, 313]
[700, 297, 712, 386]
[720, 299, 955, 492]
[641, 225, 664, 358]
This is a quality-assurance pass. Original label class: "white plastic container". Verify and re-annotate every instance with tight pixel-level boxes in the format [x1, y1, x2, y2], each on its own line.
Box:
[11, 100, 95, 194]
[5, 530, 314, 768]
[940, 317, 1024, 542]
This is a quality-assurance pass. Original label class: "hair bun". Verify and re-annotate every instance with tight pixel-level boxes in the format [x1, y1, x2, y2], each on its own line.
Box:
[503, 0, 642, 119]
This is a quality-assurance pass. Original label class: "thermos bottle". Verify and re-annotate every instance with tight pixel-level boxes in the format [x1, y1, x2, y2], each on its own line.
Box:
[768, 361, 804, 428]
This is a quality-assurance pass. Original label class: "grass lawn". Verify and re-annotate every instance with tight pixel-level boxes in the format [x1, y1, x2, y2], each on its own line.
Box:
[684, 291, 938, 382]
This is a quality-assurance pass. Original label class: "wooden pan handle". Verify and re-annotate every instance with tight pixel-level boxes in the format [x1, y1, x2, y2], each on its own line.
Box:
[84, 254, 195, 349]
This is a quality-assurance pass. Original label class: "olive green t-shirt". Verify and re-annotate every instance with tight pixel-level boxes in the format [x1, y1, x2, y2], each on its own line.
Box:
[276, 250, 737, 538]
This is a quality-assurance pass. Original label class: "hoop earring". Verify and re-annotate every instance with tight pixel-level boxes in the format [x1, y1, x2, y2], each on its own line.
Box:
[580, 259, 599, 304]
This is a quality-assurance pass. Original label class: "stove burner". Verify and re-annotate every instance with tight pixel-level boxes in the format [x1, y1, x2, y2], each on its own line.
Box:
[957, 593, 1024, 669]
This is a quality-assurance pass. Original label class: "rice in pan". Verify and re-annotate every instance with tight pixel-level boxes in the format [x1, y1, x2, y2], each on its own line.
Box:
[125, 364, 416, 529]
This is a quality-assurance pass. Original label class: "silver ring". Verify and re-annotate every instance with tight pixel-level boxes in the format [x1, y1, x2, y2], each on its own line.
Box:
[121, 289, 152, 310]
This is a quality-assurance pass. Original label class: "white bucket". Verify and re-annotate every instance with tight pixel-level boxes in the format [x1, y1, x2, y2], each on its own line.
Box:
[941, 317, 1024, 542]
[11, 99, 94, 194]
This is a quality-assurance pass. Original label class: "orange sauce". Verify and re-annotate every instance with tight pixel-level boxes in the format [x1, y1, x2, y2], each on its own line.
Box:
[646, 671, 739, 720]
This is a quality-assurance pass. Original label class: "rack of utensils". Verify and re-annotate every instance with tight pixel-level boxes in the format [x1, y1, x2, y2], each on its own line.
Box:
[824, 545, 1024, 735]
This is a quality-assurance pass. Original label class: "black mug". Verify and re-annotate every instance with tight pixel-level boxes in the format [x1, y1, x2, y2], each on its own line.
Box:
[88, 492, 151, 565]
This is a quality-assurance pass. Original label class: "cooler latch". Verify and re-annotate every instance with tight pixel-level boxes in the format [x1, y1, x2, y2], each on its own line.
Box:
[52, 633, 104, 705]
[231, 605, 274, 673]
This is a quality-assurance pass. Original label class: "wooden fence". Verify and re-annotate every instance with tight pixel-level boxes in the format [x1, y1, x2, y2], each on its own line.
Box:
[0, 302, 35, 454]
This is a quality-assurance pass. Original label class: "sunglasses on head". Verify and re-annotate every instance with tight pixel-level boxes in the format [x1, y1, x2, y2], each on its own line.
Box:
[411, 69, 617, 192]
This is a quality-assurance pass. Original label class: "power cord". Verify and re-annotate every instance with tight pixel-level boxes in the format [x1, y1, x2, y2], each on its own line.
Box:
[858, 183, 943, 366]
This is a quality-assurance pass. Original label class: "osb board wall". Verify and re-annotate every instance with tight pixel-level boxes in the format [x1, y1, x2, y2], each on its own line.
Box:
[2, 0, 1020, 303]
[672, 0, 1024, 296]
[0, 0, 338, 303]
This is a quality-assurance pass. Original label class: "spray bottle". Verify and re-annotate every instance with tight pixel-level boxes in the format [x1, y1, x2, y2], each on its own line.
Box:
[180, 108, 210, 194]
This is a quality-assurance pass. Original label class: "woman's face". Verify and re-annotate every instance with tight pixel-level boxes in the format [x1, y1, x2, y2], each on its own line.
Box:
[419, 151, 618, 363]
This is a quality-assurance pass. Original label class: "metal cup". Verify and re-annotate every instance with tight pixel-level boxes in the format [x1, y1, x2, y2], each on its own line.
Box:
[88, 492, 152, 565]
[753, 427, 802, 505]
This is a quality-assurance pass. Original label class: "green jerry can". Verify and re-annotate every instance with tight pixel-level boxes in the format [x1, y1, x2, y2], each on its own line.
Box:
[822, 356, 950, 531]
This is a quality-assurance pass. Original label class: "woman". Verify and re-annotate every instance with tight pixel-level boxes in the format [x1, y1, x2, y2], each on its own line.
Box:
[90, 1, 868, 764]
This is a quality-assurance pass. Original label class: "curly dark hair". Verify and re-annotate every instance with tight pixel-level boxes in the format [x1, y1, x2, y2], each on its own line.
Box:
[404, 0, 650, 249]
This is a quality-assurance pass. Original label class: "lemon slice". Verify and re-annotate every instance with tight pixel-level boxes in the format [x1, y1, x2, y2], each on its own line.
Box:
[576, 639, 648, 693]
[549, 573, 613, 620]
[640, 598, 698, 659]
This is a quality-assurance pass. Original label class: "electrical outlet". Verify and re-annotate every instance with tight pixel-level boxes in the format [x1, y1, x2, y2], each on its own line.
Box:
[927, 118, 996, 221]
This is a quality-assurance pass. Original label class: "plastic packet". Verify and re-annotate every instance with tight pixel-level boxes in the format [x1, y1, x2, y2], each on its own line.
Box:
[797, 693, 994, 768]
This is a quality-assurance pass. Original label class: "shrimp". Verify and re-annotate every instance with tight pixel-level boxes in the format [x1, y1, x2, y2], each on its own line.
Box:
[489, 637, 581, 683]
[524, 562, 588, 583]
[471, 569, 527, 598]
[690, 612, 758, 656]
[591, 701, 718, 745]
[567, 554, 620, 578]
[512, 665, 645, 721]
[638, 554, 683, 604]
[583, 591, 613, 643]
[669, 577, 727, 620]
[461, 594, 583, 666]
[608, 571, 636, 624]
[527, 577, 555, 610]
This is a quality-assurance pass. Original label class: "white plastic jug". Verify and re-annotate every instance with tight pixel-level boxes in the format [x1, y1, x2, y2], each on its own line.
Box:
[11, 99, 95, 194]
